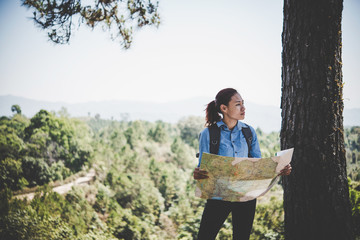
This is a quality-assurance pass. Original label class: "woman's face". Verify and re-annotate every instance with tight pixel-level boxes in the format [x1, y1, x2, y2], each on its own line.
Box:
[221, 93, 246, 121]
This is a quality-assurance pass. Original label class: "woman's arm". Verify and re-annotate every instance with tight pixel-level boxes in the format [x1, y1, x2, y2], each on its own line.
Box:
[194, 128, 210, 180]
[197, 128, 210, 167]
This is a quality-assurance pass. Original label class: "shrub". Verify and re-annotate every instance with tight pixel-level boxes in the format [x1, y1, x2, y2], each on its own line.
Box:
[251, 197, 285, 240]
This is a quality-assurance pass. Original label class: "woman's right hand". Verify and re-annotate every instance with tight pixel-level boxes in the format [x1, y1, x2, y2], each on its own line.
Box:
[193, 167, 209, 180]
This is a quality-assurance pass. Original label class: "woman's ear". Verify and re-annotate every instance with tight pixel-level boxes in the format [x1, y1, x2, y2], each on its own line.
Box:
[220, 104, 227, 113]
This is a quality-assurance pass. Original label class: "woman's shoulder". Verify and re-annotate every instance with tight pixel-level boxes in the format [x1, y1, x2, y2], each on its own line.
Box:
[238, 121, 252, 129]
[238, 121, 257, 134]
[200, 127, 210, 135]
[200, 122, 221, 135]
[198, 127, 210, 144]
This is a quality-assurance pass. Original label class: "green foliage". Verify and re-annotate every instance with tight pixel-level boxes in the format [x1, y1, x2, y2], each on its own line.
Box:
[171, 137, 196, 169]
[345, 127, 360, 152]
[24, 110, 91, 172]
[251, 198, 285, 240]
[0, 158, 28, 190]
[0, 117, 26, 160]
[177, 116, 204, 149]
[108, 206, 152, 240]
[349, 178, 360, 238]
[62, 187, 107, 237]
[0, 115, 28, 191]
[149, 120, 169, 143]
[22, 157, 52, 186]
[0, 188, 12, 217]
[0, 191, 74, 240]
[5, 109, 357, 239]
[21, 0, 161, 49]
[123, 120, 147, 149]
[86, 117, 114, 134]
[0, 185, 116, 240]
[0, 108, 93, 190]
[85, 116, 202, 239]
[93, 183, 113, 215]
[256, 128, 280, 158]
[149, 158, 189, 212]
[11, 104, 22, 115]
[112, 173, 164, 221]
[0, 210, 74, 240]
[49, 161, 71, 181]
[345, 127, 360, 182]
[176, 209, 203, 240]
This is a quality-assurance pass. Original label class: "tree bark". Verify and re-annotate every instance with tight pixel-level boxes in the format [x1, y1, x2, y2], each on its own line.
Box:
[281, 0, 353, 239]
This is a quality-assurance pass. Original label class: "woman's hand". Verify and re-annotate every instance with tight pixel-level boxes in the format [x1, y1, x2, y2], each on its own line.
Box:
[279, 164, 292, 176]
[193, 167, 209, 180]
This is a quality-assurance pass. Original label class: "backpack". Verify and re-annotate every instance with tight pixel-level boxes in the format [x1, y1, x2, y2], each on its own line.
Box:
[196, 123, 253, 158]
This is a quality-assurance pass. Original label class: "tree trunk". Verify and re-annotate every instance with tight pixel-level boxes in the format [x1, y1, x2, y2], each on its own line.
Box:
[281, 0, 353, 239]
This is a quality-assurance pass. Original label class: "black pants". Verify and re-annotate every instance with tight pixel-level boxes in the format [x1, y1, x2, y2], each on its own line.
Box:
[197, 199, 256, 240]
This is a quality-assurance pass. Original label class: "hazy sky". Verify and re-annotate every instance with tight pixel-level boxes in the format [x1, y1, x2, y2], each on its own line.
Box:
[0, 0, 359, 108]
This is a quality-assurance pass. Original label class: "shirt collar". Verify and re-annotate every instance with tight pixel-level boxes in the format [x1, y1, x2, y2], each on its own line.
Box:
[217, 120, 248, 131]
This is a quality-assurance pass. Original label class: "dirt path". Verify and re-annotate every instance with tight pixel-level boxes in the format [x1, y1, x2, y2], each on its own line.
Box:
[14, 169, 96, 201]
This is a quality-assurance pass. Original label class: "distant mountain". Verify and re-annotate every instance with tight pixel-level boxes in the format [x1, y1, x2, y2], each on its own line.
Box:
[1, 95, 359, 133]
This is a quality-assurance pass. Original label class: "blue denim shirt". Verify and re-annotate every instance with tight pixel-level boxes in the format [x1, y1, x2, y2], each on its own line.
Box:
[197, 120, 261, 167]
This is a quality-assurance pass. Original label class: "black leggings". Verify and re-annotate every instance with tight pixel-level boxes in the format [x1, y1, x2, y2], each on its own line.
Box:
[197, 199, 256, 240]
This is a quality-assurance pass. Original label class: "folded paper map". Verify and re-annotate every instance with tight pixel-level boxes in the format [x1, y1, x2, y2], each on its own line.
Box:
[195, 148, 294, 202]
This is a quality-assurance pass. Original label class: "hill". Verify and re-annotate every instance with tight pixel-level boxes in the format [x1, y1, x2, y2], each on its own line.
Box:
[1, 95, 359, 132]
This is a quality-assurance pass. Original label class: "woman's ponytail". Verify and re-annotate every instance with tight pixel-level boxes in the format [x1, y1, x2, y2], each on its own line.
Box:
[205, 100, 221, 127]
[205, 88, 238, 127]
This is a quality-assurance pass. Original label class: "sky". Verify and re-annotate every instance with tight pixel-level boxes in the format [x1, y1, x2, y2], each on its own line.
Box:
[0, 0, 359, 108]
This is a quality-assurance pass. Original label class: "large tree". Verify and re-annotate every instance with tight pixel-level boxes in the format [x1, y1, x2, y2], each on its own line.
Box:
[22, 0, 160, 49]
[281, 0, 353, 239]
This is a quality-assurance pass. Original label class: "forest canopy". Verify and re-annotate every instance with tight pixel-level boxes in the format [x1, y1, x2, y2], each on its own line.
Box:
[0, 106, 359, 239]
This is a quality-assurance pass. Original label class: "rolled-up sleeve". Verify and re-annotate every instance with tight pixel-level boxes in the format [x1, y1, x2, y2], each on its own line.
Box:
[198, 128, 210, 167]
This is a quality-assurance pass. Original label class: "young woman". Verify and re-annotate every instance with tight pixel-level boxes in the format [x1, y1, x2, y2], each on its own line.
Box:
[193, 88, 291, 240]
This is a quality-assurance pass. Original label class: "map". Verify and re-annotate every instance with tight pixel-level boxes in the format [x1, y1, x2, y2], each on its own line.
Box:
[195, 148, 294, 202]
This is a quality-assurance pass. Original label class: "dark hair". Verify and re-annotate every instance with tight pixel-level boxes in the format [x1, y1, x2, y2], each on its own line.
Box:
[205, 88, 239, 127]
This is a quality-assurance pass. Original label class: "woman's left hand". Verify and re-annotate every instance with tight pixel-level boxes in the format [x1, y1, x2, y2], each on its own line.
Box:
[279, 164, 292, 176]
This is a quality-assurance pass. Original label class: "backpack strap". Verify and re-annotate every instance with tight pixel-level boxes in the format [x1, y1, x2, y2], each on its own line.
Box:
[208, 124, 221, 154]
[241, 124, 253, 157]
[195, 124, 220, 158]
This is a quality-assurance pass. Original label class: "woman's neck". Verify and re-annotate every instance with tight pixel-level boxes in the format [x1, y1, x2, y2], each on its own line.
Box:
[223, 118, 237, 130]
